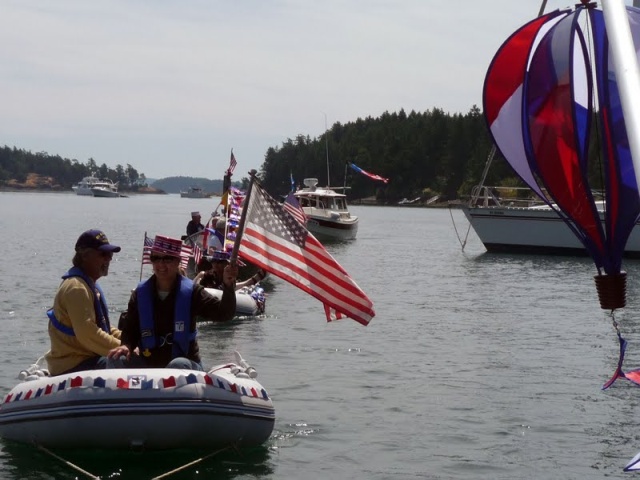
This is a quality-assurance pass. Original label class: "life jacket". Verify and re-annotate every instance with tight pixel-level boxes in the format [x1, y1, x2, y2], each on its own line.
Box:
[47, 267, 111, 336]
[137, 275, 197, 358]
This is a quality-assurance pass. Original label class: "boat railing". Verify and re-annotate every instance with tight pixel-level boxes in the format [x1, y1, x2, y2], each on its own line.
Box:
[468, 185, 546, 208]
[468, 185, 608, 209]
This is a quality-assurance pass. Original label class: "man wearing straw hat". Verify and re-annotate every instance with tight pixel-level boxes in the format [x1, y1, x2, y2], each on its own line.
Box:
[108, 234, 237, 371]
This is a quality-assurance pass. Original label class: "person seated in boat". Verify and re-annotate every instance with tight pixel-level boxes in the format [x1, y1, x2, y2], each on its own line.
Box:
[206, 217, 227, 253]
[45, 229, 123, 376]
[193, 250, 267, 291]
[186, 211, 204, 237]
[107, 235, 237, 371]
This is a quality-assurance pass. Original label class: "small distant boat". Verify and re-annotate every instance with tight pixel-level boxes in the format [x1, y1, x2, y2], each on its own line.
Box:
[294, 178, 358, 241]
[180, 187, 209, 198]
[0, 352, 274, 450]
[73, 176, 121, 198]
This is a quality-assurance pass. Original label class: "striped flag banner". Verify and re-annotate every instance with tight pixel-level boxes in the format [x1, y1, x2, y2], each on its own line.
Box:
[348, 162, 389, 184]
[239, 182, 374, 325]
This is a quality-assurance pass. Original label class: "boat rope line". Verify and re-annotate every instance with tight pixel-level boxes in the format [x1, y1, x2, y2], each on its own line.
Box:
[448, 205, 472, 252]
[35, 444, 100, 480]
[601, 311, 640, 390]
[151, 443, 237, 480]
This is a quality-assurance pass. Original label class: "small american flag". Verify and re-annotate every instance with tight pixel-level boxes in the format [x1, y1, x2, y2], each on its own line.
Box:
[142, 234, 154, 265]
[239, 182, 374, 325]
[193, 243, 203, 266]
[227, 149, 237, 175]
[179, 244, 192, 269]
[283, 193, 307, 225]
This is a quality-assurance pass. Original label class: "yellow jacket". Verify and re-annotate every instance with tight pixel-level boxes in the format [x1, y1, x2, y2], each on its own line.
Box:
[45, 277, 121, 376]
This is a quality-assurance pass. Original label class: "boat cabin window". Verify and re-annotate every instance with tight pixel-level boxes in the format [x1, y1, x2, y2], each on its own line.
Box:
[334, 198, 347, 210]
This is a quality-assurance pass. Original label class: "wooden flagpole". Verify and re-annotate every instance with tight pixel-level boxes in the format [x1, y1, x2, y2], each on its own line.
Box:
[139, 230, 147, 282]
[230, 169, 258, 266]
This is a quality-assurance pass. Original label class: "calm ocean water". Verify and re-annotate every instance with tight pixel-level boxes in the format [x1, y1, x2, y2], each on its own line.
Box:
[2, 191, 640, 479]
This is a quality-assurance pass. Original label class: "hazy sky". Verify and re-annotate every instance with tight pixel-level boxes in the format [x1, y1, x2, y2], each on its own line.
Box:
[0, 0, 628, 180]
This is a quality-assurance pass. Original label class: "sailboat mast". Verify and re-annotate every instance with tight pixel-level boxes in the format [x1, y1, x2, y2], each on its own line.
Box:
[601, 0, 640, 192]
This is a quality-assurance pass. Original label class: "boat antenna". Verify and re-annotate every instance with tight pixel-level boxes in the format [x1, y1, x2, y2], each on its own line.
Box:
[343, 161, 348, 191]
[323, 112, 330, 187]
[537, 0, 547, 16]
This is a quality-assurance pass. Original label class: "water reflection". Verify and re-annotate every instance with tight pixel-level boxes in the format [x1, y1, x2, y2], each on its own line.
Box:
[0, 441, 274, 480]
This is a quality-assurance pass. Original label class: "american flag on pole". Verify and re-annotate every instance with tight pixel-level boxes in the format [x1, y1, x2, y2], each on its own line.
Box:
[192, 243, 203, 266]
[179, 244, 192, 269]
[239, 183, 374, 325]
[142, 234, 154, 265]
[283, 193, 307, 225]
[227, 149, 237, 175]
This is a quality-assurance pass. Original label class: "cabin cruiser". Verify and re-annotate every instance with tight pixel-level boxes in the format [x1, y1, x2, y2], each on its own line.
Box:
[294, 178, 358, 241]
[180, 186, 208, 198]
[73, 176, 120, 197]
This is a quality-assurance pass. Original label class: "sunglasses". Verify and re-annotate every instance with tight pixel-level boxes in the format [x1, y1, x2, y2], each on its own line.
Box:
[150, 255, 178, 264]
[98, 251, 113, 259]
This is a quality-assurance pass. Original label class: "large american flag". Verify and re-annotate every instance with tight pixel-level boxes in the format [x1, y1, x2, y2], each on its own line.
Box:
[239, 183, 374, 325]
[283, 193, 307, 225]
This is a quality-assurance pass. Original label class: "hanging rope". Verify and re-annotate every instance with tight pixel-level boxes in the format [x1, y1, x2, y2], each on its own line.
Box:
[151, 444, 236, 480]
[449, 206, 473, 251]
[36, 444, 100, 480]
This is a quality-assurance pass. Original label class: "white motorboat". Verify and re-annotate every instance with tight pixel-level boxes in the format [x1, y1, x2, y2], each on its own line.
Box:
[461, 187, 640, 258]
[73, 176, 121, 197]
[294, 178, 358, 241]
[0, 352, 274, 450]
[91, 180, 120, 198]
[180, 186, 208, 198]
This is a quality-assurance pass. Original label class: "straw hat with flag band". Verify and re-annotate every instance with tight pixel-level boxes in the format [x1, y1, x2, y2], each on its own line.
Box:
[150, 235, 183, 258]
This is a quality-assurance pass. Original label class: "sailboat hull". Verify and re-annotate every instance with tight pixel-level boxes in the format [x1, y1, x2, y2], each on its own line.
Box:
[463, 206, 640, 257]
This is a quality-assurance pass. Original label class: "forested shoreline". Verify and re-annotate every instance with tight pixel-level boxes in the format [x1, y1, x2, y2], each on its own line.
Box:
[0, 106, 522, 202]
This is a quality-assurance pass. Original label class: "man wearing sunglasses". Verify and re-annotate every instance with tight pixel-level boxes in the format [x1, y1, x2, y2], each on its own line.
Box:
[45, 229, 123, 376]
[108, 234, 237, 371]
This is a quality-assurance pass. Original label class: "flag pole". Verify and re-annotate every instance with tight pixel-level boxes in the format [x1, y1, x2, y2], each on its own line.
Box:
[230, 169, 258, 266]
[139, 231, 147, 282]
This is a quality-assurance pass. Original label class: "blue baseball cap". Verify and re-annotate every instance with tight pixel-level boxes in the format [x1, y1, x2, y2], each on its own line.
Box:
[75, 229, 121, 253]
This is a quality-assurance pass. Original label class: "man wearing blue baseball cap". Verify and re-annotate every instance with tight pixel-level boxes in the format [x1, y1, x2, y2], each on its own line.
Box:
[45, 229, 123, 376]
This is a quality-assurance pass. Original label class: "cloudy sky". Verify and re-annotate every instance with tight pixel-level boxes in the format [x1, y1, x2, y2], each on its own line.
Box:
[0, 0, 630, 180]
